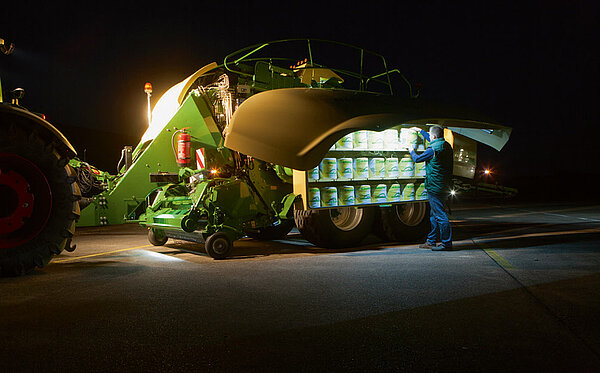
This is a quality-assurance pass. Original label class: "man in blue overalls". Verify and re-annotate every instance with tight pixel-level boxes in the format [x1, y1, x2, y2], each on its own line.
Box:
[407, 125, 454, 251]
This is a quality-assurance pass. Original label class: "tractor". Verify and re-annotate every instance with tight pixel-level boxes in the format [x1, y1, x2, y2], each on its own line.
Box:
[0, 37, 80, 276]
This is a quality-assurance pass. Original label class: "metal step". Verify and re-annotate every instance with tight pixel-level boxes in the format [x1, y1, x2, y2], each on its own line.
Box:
[164, 230, 205, 243]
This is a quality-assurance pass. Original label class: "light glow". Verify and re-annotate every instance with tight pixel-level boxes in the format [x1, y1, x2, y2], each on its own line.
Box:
[145, 82, 152, 126]
[141, 250, 184, 262]
[140, 62, 218, 144]
[140, 80, 185, 143]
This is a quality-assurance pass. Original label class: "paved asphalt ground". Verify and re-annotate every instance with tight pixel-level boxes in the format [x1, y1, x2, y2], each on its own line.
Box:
[1, 201, 599, 372]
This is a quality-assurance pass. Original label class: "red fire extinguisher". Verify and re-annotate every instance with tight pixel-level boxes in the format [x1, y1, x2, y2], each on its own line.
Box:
[174, 128, 191, 167]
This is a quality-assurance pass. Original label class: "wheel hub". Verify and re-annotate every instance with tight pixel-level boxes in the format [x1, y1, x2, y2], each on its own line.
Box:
[212, 237, 229, 255]
[0, 153, 52, 248]
[395, 202, 427, 227]
[0, 168, 35, 234]
[330, 207, 363, 231]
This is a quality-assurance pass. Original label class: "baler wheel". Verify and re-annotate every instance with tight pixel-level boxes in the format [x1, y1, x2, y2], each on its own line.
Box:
[374, 202, 430, 242]
[0, 125, 80, 276]
[148, 229, 168, 246]
[293, 207, 375, 249]
[205, 232, 232, 259]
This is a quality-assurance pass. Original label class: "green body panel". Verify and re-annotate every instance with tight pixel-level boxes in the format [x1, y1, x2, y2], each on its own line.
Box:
[77, 93, 222, 226]
[140, 161, 293, 242]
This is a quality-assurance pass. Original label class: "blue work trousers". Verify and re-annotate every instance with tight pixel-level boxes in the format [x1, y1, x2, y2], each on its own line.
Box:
[427, 192, 452, 248]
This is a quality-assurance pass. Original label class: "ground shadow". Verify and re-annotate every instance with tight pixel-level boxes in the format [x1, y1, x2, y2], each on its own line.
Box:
[160, 222, 599, 260]
[161, 232, 395, 260]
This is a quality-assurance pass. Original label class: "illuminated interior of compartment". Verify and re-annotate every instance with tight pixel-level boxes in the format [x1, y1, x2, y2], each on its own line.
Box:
[302, 127, 429, 209]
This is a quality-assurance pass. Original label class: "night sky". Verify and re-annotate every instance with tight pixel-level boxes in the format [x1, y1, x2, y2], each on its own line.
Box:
[2, 1, 598, 199]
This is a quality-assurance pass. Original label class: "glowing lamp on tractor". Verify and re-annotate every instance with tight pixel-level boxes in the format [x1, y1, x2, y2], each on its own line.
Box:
[144, 82, 152, 126]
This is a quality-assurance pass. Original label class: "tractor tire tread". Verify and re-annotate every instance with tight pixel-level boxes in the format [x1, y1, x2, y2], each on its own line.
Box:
[0, 123, 79, 276]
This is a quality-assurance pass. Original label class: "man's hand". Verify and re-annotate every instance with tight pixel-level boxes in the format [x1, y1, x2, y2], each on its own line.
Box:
[410, 126, 422, 132]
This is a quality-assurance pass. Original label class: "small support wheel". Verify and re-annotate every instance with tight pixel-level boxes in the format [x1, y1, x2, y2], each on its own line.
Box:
[204, 232, 232, 260]
[148, 229, 168, 246]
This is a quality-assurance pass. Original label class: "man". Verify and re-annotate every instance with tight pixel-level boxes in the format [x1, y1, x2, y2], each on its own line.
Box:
[407, 125, 454, 251]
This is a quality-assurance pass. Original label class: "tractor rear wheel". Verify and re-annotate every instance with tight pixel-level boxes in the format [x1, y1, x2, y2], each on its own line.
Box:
[0, 125, 80, 276]
[294, 207, 375, 248]
[374, 202, 430, 243]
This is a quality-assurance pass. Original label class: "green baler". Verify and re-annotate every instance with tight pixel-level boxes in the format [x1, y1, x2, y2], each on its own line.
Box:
[129, 39, 512, 258]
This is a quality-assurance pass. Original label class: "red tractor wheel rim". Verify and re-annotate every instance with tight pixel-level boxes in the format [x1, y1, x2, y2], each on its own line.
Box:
[0, 153, 52, 248]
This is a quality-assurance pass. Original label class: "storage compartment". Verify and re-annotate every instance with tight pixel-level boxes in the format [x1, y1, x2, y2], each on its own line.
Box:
[293, 127, 428, 210]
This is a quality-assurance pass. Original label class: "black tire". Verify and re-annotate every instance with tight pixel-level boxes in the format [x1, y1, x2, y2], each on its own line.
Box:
[245, 219, 295, 240]
[0, 125, 80, 276]
[205, 232, 232, 259]
[293, 207, 376, 249]
[374, 202, 430, 243]
[148, 228, 168, 246]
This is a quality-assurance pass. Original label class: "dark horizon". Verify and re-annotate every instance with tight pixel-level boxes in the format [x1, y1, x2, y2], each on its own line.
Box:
[1, 2, 598, 198]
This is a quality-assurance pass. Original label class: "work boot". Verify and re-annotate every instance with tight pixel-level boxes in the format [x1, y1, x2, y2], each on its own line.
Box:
[432, 245, 454, 251]
[419, 242, 436, 249]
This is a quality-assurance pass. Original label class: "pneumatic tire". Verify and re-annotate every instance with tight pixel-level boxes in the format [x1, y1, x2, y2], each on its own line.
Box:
[374, 202, 430, 243]
[205, 232, 232, 259]
[293, 207, 375, 249]
[0, 125, 80, 276]
[148, 228, 168, 246]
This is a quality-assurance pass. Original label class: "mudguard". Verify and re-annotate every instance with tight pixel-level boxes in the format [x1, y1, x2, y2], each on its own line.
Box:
[0, 104, 76, 157]
[224, 88, 511, 170]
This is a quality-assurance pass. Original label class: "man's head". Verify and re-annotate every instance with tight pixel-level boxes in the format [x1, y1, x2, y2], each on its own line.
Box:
[429, 125, 444, 140]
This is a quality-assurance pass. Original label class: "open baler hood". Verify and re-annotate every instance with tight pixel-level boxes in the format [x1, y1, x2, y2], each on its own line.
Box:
[224, 88, 511, 171]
